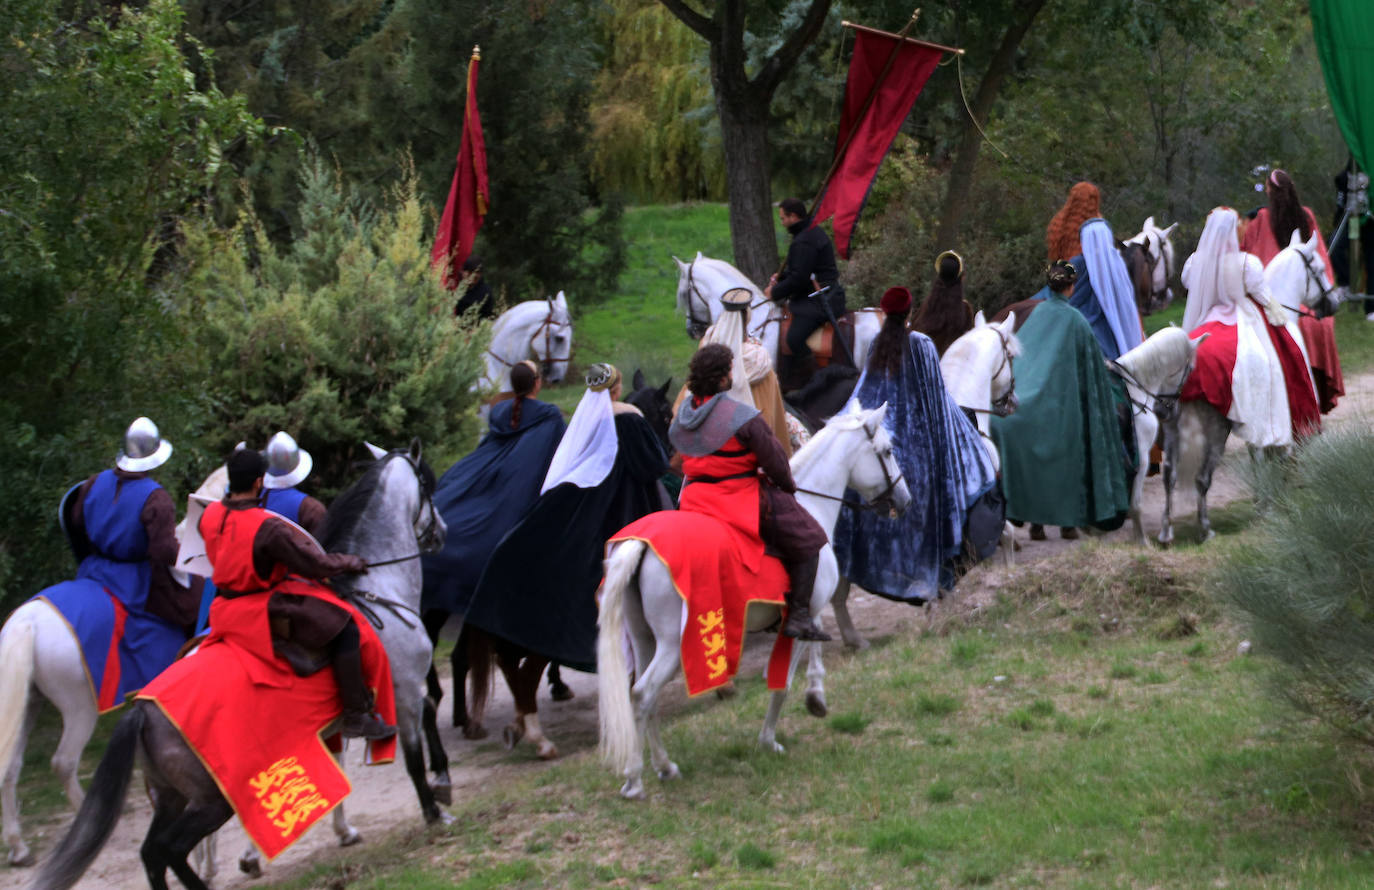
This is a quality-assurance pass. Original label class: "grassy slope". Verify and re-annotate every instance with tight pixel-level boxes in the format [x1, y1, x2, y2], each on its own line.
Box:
[262, 540, 1374, 890]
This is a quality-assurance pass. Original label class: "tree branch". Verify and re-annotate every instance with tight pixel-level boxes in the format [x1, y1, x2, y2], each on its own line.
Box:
[754, 0, 832, 97]
[657, 0, 718, 42]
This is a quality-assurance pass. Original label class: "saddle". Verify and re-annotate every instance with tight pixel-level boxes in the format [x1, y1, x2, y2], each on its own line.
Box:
[779, 308, 857, 369]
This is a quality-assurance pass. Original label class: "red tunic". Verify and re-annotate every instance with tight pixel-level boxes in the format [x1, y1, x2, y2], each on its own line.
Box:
[201, 503, 288, 593]
[680, 437, 764, 572]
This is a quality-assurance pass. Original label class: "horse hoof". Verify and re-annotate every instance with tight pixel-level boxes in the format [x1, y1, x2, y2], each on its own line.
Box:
[550, 683, 575, 702]
[842, 636, 869, 652]
[437, 809, 456, 825]
[429, 778, 453, 806]
[714, 682, 738, 700]
[501, 723, 524, 750]
[536, 741, 560, 760]
[656, 762, 681, 781]
[238, 856, 263, 878]
[806, 691, 828, 718]
[462, 723, 488, 741]
[338, 828, 362, 847]
[7, 848, 34, 868]
[619, 781, 647, 800]
[766, 740, 786, 755]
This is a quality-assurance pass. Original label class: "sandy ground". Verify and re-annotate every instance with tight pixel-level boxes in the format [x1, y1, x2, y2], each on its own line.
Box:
[5, 372, 1373, 890]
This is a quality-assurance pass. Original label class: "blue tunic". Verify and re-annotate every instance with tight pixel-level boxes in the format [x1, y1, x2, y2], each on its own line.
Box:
[833, 333, 998, 603]
[420, 398, 566, 614]
[261, 487, 308, 525]
[36, 469, 186, 710]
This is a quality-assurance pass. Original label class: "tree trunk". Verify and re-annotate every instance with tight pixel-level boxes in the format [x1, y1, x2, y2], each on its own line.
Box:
[714, 82, 777, 286]
[934, 0, 1050, 249]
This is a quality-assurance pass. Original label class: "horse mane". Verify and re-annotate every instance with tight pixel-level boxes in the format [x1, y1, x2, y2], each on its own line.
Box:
[319, 453, 433, 551]
[790, 409, 873, 481]
[1115, 327, 1192, 384]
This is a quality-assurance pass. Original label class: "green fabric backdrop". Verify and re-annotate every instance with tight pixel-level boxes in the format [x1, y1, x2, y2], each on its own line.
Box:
[1312, 0, 1374, 171]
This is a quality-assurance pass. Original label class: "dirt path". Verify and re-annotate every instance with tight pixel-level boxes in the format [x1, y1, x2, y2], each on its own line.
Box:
[6, 372, 1372, 890]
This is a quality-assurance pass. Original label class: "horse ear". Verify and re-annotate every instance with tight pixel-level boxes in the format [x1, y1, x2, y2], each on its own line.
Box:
[1304, 230, 1320, 254]
[633, 369, 647, 391]
[1162, 222, 1178, 239]
[1116, 238, 1128, 252]
[865, 402, 889, 433]
[554, 290, 568, 310]
[1289, 229, 1303, 249]
[1189, 332, 1211, 349]
[694, 251, 704, 262]
[673, 255, 687, 272]
[363, 441, 388, 461]
[409, 437, 423, 463]
[973, 310, 987, 328]
[658, 377, 672, 398]
[1000, 311, 1016, 333]
[1143, 215, 1156, 231]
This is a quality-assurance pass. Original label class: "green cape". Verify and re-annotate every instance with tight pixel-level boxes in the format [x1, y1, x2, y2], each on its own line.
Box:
[990, 296, 1131, 529]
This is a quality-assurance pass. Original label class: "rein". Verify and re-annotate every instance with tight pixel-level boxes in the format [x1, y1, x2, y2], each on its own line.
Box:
[795, 419, 904, 517]
[485, 298, 572, 379]
[1148, 233, 1173, 310]
[958, 327, 1017, 417]
[1108, 358, 1193, 419]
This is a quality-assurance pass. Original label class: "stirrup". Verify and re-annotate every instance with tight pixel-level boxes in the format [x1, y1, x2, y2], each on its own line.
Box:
[341, 710, 397, 740]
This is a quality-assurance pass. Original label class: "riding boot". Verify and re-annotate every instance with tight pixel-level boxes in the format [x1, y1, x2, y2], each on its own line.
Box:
[782, 553, 831, 642]
[332, 624, 397, 740]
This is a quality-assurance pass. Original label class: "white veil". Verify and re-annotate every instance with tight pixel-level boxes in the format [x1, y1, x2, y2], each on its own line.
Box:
[540, 378, 618, 494]
[1182, 208, 1246, 330]
[700, 303, 756, 406]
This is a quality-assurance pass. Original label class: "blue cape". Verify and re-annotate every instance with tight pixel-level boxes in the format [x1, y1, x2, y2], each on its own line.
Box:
[420, 398, 565, 614]
[833, 332, 997, 603]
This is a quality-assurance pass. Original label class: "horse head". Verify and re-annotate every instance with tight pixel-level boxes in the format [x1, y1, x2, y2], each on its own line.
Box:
[1127, 217, 1179, 313]
[625, 369, 674, 455]
[672, 254, 762, 341]
[1112, 326, 1207, 421]
[350, 438, 446, 558]
[822, 403, 911, 515]
[532, 292, 574, 382]
[944, 313, 1021, 419]
[1266, 231, 1335, 320]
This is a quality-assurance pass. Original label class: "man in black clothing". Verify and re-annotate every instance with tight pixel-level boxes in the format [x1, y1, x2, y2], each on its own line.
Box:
[454, 255, 498, 319]
[764, 197, 846, 390]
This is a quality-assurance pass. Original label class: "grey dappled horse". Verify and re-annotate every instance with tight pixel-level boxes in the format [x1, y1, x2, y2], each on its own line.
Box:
[30, 440, 445, 890]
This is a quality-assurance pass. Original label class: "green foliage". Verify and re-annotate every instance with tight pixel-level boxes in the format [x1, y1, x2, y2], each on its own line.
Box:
[1222, 427, 1374, 749]
[162, 151, 488, 493]
[0, 0, 261, 606]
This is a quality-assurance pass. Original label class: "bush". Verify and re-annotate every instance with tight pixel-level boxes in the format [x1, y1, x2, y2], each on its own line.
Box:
[1220, 427, 1374, 746]
[159, 150, 489, 496]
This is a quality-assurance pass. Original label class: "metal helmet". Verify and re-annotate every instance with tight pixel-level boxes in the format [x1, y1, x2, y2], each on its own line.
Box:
[116, 417, 172, 472]
[261, 431, 313, 490]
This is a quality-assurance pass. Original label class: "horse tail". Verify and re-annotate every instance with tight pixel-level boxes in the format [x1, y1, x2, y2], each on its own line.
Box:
[0, 616, 35, 776]
[30, 704, 145, 890]
[597, 540, 643, 777]
[466, 626, 494, 730]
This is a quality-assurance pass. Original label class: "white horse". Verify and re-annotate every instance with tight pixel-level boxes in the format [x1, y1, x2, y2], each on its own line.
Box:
[1159, 234, 1328, 545]
[596, 405, 911, 800]
[1107, 327, 1209, 546]
[0, 466, 230, 869]
[1125, 216, 1180, 312]
[829, 312, 1020, 652]
[236, 439, 451, 878]
[477, 292, 573, 392]
[673, 253, 881, 369]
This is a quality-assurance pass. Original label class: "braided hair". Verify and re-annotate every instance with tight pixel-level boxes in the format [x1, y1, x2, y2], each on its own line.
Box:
[687, 344, 734, 399]
[509, 361, 539, 429]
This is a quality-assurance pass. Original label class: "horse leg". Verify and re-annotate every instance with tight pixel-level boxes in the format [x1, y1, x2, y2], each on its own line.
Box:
[1000, 521, 1016, 566]
[547, 662, 574, 702]
[803, 551, 837, 719]
[645, 709, 679, 782]
[147, 798, 234, 890]
[493, 645, 526, 750]
[1195, 427, 1226, 542]
[514, 655, 557, 760]
[1158, 415, 1179, 546]
[830, 576, 867, 651]
[140, 795, 183, 890]
[759, 642, 805, 754]
[621, 562, 683, 800]
[330, 746, 362, 847]
[2, 699, 39, 866]
[50, 687, 99, 811]
[804, 640, 828, 718]
[190, 831, 217, 886]
[462, 626, 491, 740]
[1130, 411, 1156, 547]
[628, 648, 681, 797]
[401, 711, 449, 825]
[452, 622, 477, 733]
[421, 694, 452, 805]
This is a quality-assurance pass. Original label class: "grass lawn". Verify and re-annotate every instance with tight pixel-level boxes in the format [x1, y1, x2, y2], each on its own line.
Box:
[253, 539, 1374, 889]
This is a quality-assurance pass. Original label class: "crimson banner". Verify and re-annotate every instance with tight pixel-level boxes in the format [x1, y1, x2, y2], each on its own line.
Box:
[432, 52, 489, 289]
[812, 31, 942, 258]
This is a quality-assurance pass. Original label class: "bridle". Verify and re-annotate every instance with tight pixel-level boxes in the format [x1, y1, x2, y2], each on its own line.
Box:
[344, 452, 440, 631]
[1108, 357, 1194, 422]
[1144, 231, 1173, 313]
[681, 257, 773, 340]
[1297, 249, 1337, 317]
[959, 327, 1017, 418]
[485, 298, 572, 379]
[795, 419, 905, 517]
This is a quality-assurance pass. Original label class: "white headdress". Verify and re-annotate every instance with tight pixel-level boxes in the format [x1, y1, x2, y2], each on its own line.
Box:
[540, 364, 620, 494]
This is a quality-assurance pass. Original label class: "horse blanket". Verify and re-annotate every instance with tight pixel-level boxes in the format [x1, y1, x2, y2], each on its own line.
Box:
[609, 511, 793, 697]
[138, 582, 395, 860]
[36, 583, 186, 713]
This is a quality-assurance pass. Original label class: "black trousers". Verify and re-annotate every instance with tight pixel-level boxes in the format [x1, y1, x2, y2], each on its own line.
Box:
[784, 289, 846, 358]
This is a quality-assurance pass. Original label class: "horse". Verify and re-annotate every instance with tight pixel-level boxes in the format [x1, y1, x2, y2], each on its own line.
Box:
[595, 404, 911, 800]
[477, 293, 573, 393]
[1107, 327, 1209, 546]
[233, 440, 450, 879]
[422, 370, 676, 762]
[673, 253, 881, 378]
[830, 312, 1021, 651]
[1124, 216, 1180, 314]
[0, 465, 235, 869]
[22, 440, 444, 890]
[1158, 237, 1328, 545]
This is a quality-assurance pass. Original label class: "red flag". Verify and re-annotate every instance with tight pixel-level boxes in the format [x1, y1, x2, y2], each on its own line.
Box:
[811, 31, 942, 258]
[432, 49, 489, 289]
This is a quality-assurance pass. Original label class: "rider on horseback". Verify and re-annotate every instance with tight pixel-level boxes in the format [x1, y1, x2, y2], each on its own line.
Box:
[670, 344, 832, 641]
[766, 197, 847, 392]
[260, 430, 328, 536]
[200, 448, 396, 739]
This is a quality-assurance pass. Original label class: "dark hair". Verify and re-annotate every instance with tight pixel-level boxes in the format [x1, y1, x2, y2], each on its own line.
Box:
[508, 362, 539, 428]
[1046, 259, 1077, 293]
[778, 197, 807, 218]
[1267, 169, 1311, 246]
[867, 308, 911, 378]
[226, 448, 266, 494]
[910, 255, 970, 355]
[937, 253, 961, 284]
[461, 255, 483, 272]
[687, 344, 734, 398]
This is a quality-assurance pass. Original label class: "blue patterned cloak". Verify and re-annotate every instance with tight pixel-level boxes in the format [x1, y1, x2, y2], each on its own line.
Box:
[833, 332, 998, 603]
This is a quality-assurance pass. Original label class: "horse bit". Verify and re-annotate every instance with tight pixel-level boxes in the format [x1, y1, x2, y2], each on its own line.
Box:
[485, 297, 571, 379]
[959, 326, 1018, 419]
[795, 418, 905, 518]
[683, 257, 773, 340]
